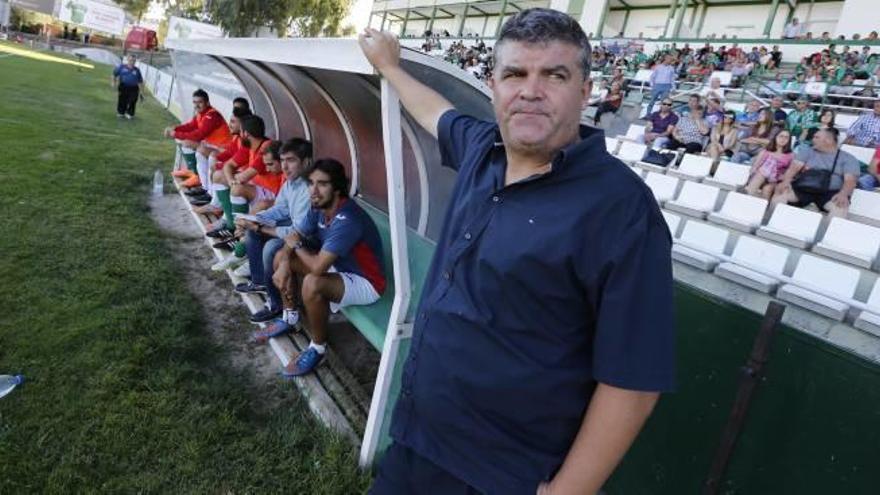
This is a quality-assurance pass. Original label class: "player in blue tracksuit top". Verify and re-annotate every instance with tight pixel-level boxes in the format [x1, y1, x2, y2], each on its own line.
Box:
[270, 158, 386, 377]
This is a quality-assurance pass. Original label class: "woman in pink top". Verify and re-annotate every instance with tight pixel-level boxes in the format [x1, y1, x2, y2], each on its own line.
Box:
[746, 129, 794, 199]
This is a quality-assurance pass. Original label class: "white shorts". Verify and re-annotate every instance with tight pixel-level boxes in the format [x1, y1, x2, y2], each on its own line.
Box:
[254, 185, 276, 203]
[328, 267, 381, 313]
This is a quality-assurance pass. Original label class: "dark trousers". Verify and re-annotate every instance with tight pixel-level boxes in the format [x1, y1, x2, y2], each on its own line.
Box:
[369, 442, 481, 495]
[245, 230, 285, 311]
[117, 85, 139, 116]
[594, 101, 619, 124]
[665, 137, 703, 154]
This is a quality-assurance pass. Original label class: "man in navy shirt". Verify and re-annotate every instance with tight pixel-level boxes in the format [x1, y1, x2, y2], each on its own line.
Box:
[270, 159, 386, 376]
[361, 8, 675, 495]
[111, 55, 144, 119]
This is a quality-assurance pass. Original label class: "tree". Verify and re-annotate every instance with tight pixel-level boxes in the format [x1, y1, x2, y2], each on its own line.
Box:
[207, 0, 352, 38]
[117, 0, 151, 23]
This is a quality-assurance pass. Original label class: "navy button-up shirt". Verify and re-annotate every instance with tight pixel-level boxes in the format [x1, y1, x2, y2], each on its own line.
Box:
[390, 110, 676, 494]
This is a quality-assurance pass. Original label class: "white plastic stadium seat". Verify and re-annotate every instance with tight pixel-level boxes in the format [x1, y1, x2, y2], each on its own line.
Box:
[834, 113, 861, 130]
[625, 124, 645, 143]
[668, 154, 713, 180]
[777, 254, 861, 321]
[715, 236, 791, 293]
[672, 220, 730, 271]
[644, 172, 680, 203]
[704, 161, 750, 190]
[849, 190, 880, 227]
[812, 217, 880, 269]
[665, 181, 721, 219]
[756, 204, 823, 248]
[854, 280, 880, 336]
[605, 137, 620, 155]
[707, 192, 768, 233]
[804, 82, 827, 96]
[633, 69, 653, 84]
[709, 71, 733, 86]
[841, 144, 875, 164]
[617, 141, 648, 164]
[662, 211, 682, 238]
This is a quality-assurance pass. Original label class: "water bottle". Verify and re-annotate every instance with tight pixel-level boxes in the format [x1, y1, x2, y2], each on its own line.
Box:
[152, 169, 164, 197]
[0, 375, 24, 399]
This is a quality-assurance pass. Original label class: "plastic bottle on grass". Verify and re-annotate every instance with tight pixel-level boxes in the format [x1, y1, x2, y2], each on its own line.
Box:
[0, 375, 24, 399]
[152, 169, 164, 197]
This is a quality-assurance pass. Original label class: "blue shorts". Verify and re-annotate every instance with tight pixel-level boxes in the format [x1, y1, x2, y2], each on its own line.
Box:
[369, 442, 480, 495]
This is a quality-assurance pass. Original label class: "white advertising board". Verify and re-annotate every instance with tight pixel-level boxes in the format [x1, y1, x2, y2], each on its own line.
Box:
[58, 0, 125, 36]
[166, 16, 223, 41]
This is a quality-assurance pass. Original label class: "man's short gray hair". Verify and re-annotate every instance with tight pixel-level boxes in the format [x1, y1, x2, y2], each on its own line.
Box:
[495, 8, 592, 79]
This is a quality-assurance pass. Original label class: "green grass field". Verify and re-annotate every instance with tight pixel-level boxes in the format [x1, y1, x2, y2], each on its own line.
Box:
[0, 44, 371, 493]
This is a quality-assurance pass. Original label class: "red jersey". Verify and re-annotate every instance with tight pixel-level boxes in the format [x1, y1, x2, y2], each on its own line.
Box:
[214, 135, 249, 170]
[246, 139, 284, 195]
[173, 106, 232, 147]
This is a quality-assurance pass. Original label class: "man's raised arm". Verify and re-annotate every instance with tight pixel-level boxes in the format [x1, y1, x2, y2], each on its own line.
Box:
[358, 28, 455, 139]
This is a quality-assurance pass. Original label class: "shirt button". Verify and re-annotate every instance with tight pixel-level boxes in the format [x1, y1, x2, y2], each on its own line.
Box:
[401, 388, 412, 397]
[443, 271, 451, 280]
[464, 232, 472, 240]
[492, 195, 500, 203]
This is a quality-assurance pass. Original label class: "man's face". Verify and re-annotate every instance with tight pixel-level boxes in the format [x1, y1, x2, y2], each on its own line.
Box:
[796, 100, 808, 112]
[126, 56, 135, 66]
[747, 100, 760, 113]
[489, 40, 589, 157]
[229, 116, 240, 134]
[814, 130, 835, 150]
[193, 97, 208, 114]
[660, 99, 673, 113]
[689, 96, 699, 108]
[772, 97, 783, 109]
[263, 152, 281, 174]
[280, 152, 304, 179]
[308, 169, 338, 210]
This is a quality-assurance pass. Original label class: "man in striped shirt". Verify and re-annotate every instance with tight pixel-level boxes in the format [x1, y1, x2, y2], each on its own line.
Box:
[845, 99, 880, 148]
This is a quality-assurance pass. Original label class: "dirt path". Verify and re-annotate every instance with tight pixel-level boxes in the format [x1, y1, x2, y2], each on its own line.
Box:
[148, 191, 285, 394]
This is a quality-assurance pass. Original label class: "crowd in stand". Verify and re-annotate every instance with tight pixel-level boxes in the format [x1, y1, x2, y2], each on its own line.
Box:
[165, 90, 386, 377]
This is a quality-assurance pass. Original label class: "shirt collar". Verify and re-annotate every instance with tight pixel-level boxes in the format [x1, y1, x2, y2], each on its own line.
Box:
[490, 123, 606, 172]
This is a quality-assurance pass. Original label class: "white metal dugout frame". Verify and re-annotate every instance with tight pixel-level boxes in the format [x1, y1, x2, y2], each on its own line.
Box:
[165, 37, 494, 468]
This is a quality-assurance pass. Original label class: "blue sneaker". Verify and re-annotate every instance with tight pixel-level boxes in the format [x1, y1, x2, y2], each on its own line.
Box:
[250, 319, 291, 344]
[281, 347, 324, 377]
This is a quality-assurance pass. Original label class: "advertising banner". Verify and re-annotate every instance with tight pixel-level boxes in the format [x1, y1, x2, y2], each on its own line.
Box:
[58, 0, 125, 36]
[166, 16, 222, 41]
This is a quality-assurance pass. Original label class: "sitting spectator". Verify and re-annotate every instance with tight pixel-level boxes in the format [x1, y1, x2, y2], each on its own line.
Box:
[666, 104, 709, 154]
[770, 128, 861, 217]
[746, 130, 794, 199]
[783, 18, 804, 39]
[734, 100, 763, 135]
[234, 138, 313, 322]
[705, 97, 725, 128]
[643, 98, 678, 149]
[587, 79, 608, 106]
[857, 146, 880, 190]
[803, 109, 836, 146]
[786, 98, 817, 143]
[733, 109, 775, 163]
[770, 45, 783, 68]
[683, 94, 702, 115]
[270, 159, 386, 377]
[783, 73, 807, 100]
[844, 99, 880, 147]
[163, 89, 233, 192]
[770, 96, 788, 128]
[700, 76, 726, 101]
[707, 111, 739, 161]
[593, 81, 623, 125]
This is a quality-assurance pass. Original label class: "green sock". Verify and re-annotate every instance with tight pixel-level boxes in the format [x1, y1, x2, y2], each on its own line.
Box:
[233, 241, 246, 258]
[182, 152, 197, 171]
[230, 198, 249, 230]
[215, 187, 233, 229]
